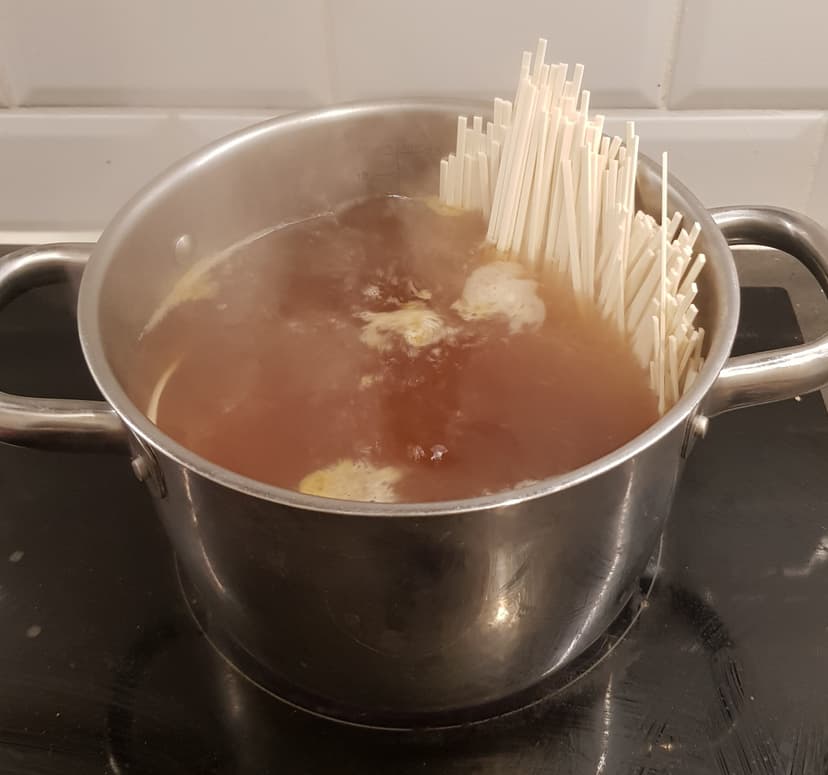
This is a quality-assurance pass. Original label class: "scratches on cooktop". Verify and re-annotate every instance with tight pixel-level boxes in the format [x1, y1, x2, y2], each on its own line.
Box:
[788, 723, 828, 775]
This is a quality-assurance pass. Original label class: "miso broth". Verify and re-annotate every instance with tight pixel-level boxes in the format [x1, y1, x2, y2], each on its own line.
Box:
[134, 196, 659, 503]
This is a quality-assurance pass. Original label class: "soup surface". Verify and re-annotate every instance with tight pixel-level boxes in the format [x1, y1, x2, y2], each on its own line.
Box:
[134, 196, 658, 502]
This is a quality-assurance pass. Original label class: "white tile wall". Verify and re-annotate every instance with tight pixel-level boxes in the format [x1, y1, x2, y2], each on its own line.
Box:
[0, 110, 184, 230]
[0, 109, 281, 231]
[0, 0, 330, 108]
[669, 0, 828, 110]
[605, 112, 827, 213]
[328, 0, 678, 107]
[1, 1, 828, 232]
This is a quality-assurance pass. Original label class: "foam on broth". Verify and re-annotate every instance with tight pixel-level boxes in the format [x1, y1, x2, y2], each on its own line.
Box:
[133, 196, 658, 503]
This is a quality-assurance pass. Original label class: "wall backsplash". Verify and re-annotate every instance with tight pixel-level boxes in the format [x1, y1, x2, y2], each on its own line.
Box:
[0, 0, 826, 232]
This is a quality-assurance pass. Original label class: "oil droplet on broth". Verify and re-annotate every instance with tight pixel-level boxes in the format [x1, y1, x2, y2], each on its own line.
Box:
[133, 196, 658, 502]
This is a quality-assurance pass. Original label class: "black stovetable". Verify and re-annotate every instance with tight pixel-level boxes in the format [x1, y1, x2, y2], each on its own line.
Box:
[1, 272, 827, 774]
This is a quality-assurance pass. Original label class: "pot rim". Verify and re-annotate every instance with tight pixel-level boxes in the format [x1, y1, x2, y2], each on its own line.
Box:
[77, 99, 739, 517]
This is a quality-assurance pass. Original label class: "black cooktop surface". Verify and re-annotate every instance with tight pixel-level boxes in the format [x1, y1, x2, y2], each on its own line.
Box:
[1, 279, 827, 774]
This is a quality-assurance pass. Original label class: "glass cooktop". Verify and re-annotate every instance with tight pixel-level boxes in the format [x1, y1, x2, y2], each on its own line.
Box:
[1, 249, 827, 774]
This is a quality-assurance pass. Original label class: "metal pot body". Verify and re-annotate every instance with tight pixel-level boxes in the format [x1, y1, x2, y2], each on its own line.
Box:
[2, 102, 828, 723]
[157, 424, 680, 718]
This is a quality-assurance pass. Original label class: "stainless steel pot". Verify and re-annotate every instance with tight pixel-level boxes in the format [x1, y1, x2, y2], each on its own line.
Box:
[2, 101, 828, 725]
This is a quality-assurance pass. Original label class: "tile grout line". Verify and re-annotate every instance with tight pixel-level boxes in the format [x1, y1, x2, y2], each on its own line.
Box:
[802, 113, 828, 219]
[658, 0, 686, 110]
[0, 107, 825, 120]
[320, 0, 338, 105]
[0, 57, 18, 109]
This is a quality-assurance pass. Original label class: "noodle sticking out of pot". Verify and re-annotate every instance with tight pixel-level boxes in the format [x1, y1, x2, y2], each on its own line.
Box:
[135, 41, 704, 504]
[437, 39, 705, 414]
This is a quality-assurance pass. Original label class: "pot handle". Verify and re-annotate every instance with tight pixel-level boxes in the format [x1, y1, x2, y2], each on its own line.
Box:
[706, 206, 828, 417]
[0, 244, 128, 452]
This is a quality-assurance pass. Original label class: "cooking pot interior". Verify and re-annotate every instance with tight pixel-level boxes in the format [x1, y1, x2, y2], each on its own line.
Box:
[89, 103, 730, 457]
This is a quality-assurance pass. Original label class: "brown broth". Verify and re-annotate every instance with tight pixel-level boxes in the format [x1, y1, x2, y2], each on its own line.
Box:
[133, 196, 659, 502]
